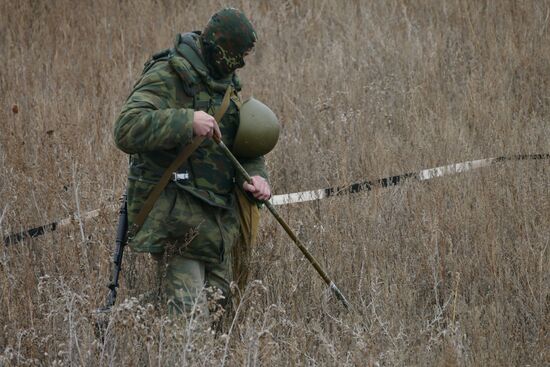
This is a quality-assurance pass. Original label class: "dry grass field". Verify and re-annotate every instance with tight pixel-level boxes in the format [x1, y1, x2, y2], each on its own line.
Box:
[1, 0, 549, 365]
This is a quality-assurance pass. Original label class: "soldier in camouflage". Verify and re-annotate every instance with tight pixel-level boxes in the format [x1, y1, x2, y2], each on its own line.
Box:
[113, 8, 270, 315]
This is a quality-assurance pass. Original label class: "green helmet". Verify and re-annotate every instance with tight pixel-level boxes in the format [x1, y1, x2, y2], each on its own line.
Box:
[233, 98, 280, 158]
[201, 8, 257, 78]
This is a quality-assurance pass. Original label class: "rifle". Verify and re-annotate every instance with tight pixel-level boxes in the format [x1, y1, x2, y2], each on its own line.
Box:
[98, 194, 128, 312]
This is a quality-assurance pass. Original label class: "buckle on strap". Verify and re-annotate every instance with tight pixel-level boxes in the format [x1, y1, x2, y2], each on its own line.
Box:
[172, 172, 189, 182]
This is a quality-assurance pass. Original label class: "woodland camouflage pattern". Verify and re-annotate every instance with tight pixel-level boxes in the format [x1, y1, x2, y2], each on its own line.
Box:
[114, 25, 267, 309]
[201, 7, 257, 77]
[162, 251, 232, 314]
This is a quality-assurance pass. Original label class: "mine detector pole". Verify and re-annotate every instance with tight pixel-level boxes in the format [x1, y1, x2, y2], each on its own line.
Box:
[214, 137, 351, 310]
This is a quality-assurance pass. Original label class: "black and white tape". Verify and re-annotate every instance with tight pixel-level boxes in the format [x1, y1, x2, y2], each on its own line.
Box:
[270, 154, 549, 205]
[3, 154, 549, 245]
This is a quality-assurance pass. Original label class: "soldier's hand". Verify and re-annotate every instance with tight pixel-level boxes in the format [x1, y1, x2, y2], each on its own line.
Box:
[243, 176, 271, 201]
[193, 111, 222, 140]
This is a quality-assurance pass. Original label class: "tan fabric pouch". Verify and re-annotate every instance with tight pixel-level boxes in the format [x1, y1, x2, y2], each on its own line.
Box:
[232, 188, 261, 296]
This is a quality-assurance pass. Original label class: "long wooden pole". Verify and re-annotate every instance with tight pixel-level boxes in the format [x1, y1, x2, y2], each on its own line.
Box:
[214, 138, 351, 309]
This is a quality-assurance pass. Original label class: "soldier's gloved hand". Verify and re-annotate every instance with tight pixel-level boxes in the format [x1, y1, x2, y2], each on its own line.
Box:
[193, 111, 222, 140]
[243, 176, 271, 201]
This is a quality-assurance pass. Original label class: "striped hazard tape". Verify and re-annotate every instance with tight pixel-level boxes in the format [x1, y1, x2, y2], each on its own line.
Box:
[3, 154, 549, 245]
[271, 154, 549, 205]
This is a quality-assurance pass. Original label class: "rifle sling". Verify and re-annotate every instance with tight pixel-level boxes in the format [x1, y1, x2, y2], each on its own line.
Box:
[130, 85, 233, 237]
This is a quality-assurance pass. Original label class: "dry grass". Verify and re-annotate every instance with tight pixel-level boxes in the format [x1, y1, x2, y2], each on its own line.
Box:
[1, 0, 549, 365]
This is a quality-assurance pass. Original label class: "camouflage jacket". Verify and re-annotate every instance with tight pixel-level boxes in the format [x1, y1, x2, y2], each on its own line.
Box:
[114, 32, 267, 258]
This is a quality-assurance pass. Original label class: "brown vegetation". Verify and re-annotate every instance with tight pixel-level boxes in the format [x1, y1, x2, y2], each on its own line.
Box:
[1, 0, 549, 365]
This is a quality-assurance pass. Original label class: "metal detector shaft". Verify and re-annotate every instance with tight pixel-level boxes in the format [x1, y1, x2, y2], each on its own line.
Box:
[215, 139, 351, 309]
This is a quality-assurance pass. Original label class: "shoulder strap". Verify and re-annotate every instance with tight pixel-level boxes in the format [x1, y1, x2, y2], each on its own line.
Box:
[142, 48, 172, 75]
[129, 85, 233, 238]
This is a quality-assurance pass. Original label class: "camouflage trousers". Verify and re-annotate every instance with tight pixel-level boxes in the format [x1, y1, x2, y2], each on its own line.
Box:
[151, 249, 233, 316]
[153, 193, 239, 316]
